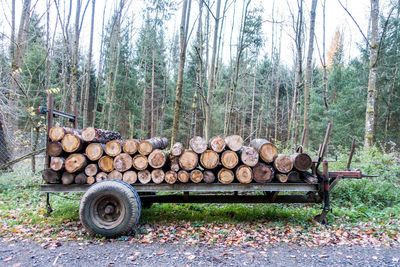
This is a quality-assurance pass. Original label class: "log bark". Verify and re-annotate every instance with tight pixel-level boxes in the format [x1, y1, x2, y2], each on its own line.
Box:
[85, 143, 104, 161]
[190, 169, 203, 183]
[138, 170, 151, 184]
[179, 150, 198, 171]
[291, 153, 312, 171]
[170, 156, 180, 172]
[123, 139, 139, 154]
[273, 154, 294, 173]
[81, 127, 122, 143]
[200, 150, 219, 169]
[250, 139, 278, 163]
[301, 171, 318, 184]
[61, 172, 75, 185]
[151, 169, 165, 184]
[218, 168, 234, 184]
[165, 171, 178, 184]
[105, 140, 122, 157]
[48, 141, 64, 157]
[75, 172, 87, 184]
[138, 137, 169, 155]
[87, 176, 95, 185]
[61, 134, 84, 153]
[42, 168, 61, 183]
[253, 163, 275, 183]
[148, 149, 167, 168]
[287, 171, 301, 183]
[276, 173, 288, 183]
[221, 150, 239, 169]
[85, 163, 98, 177]
[203, 170, 216, 183]
[224, 135, 243, 151]
[209, 136, 226, 153]
[171, 142, 184, 157]
[98, 156, 114, 172]
[177, 170, 189, 183]
[189, 136, 207, 154]
[132, 154, 148, 170]
[113, 153, 132, 172]
[96, 172, 107, 182]
[65, 153, 87, 173]
[108, 170, 122, 180]
[50, 157, 65, 171]
[49, 126, 81, 141]
[239, 146, 259, 167]
[236, 165, 253, 184]
[123, 170, 137, 184]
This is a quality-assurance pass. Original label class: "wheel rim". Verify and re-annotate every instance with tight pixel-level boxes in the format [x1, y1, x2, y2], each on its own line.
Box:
[90, 194, 126, 230]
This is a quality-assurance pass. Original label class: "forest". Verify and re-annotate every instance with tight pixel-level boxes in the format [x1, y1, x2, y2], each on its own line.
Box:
[0, 0, 399, 167]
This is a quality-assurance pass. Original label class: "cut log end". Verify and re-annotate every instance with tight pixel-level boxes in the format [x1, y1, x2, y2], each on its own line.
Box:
[48, 142, 63, 157]
[190, 169, 203, 183]
[65, 153, 87, 173]
[86, 143, 104, 161]
[218, 168, 234, 184]
[236, 165, 253, 184]
[253, 163, 275, 183]
[292, 153, 312, 171]
[221, 150, 239, 169]
[49, 126, 65, 141]
[132, 155, 148, 170]
[189, 136, 207, 154]
[239, 146, 259, 167]
[203, 170, 216, 184]
[137, 170, 151, 184]
[75, 172, 87, 184]
[200, 150, 219, 169]
[273, 154, 294, 174]
[123, 170, 137, 184]
[209, 136, 226, 153]
[87, 176, 96, 185]
[165, 171, 178, 184]
[50, 157, 65, 171]
[42, 169, 61, 184]
[224, 135, 243, 151]
[98, 156, 114, 172]
[276, 173, 288, 183]
[113, 153, 133, 172]
[179, 150, 198, 171]
[151, 169, 165, 184]
[108, 170, 122, 180]
[61, 172, 75, 185]
[96, 172, 107, 182]
[105, 140, 122, 157]
[250, 139, 278, 163]
[177, 170, 189, 183]
[123, 139, 138, 154]
[171, 142, 184, 157]
[85, 163, 98, 177]
[61, 134, 82, 153]
[148, 149, 166, 168]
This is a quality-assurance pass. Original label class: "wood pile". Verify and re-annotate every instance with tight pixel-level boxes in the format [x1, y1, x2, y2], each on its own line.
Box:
[42, 127, 317, 185]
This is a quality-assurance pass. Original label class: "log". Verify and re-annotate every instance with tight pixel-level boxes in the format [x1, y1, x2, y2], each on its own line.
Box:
[98, 156, 114, 172]
[96, 172, 107, 182]
[170, 157, 180, 172]
[301, 171, 318, 184]
[123, 170, 137, 184]
[250, 139, 278, 163]
[224, 135, 243, 151]
[50, 157, 65, 171]
[200, 150, 219, 169]
[179, 150, 198, 171]
[85, 163, 98, 177]
[0, 148, 46, 170]
[253, 163, 275, 183]
[165, 171, 178, 184]
[61, 134, 84, 153]
[42, 168, 61, 184]
[239, 146, 259, 167]
[148, 149, 167, 168]
[221, 150, 239, 169]
[138, 170, 151, 184]
[48, 141, 63, 157]
[236, 165, 253, 184]
[291, 153, 312, 171]
[81, 127, 122, 143]
[151, 169, 165, 184]
[203, 170, 216, 184]
[132, 154, 148, 170]
[171, 142, 184, 157]
[61, 172, 75, 185]
[113, 153, 133, 172]
[87, 176, 96, 185]
[75, 172, 87, 184]
[138, 137, 169, 155]
[190, 169, 203, 183]
[108, 170, 122, 180]
[287, 171, 302, 183]
[218, 168, 234, 184]
[189, 136, 207, 154]
[276, 173, 288, 183]
[85, 143, 104, 161]
[105, 140, 122, 157]
[123, 139, 139, 154]
[273, 154, 294, 174]
[49, 126, 81, 141]
[209, 136, 226, 153]
[65, 153, 87, 173]
[177, 170, 189, 183]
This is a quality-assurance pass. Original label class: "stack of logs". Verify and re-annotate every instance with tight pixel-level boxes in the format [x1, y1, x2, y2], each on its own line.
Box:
[42, 126, 317, 185]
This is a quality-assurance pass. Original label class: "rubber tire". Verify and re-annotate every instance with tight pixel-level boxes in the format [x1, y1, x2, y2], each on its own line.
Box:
[79, 179, 141, 238]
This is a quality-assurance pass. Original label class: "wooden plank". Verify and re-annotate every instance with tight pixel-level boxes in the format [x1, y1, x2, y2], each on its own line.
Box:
[39, 183, 319, 193]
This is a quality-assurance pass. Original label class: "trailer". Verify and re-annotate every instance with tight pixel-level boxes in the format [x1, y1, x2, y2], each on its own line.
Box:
[38, 94, 373, 237]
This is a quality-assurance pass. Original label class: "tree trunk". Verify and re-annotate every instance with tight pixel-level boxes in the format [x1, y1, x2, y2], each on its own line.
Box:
[165, 171, 178, 184]
[50, 157, 65, 172]
[132, 154, 148, 171]
[138, 137, 169, 155]
[113, 153, 133, 172]
[105, 140, 122, 157]
[203, 170, 216, 183]
[200, 150, 219, 169]
[364, 0, 379, 148]
[151, 169, 165, 184]
[303, 0, 318, 149]
[148, 149, 167, 168]
[209, 136, 226, 153]
[123, 139, 139, 155]
[42, 169, 61, 184]
[81, 127, 122, 143]
[85, 143, 104, 161]
[98, 156, 114, 172]
[179, 150, 198, 171]
[85, 163, 98, 177]
[189, 136, 208, 154]
[253, 163, 274, 183]
[71, 0, 82, 114]
[190, 169, 203, 183]
[218, 168, 234, 184]
[65, 153, 87, 173]
[221, 150, 239, 169]
[0, 120, 10, 166]
[123, 170, 137, 184]
[250, 139, 278, 163]
[273, 154, 294, 173]
[239, 146, 259, 167]
[224, 135, 243, 151]
[236, 165, 253, 184]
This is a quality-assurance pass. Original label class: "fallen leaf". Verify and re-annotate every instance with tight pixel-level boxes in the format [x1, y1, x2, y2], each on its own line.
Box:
[187, 255, 196, 260]
[156, 251, 165, 255]
[290, 255, 296, 258]
[3, 257, 12, 262]
[372, 256, 378, 260]
[12, 263, 21, 267]
[319, 255, 329, 258]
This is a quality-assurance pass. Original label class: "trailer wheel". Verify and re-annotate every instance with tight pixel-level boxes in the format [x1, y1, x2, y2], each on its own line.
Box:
[79, 179, 141, 237]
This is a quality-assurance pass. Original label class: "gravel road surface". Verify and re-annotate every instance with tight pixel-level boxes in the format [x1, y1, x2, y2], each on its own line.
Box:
[1, 239, 399, 266]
